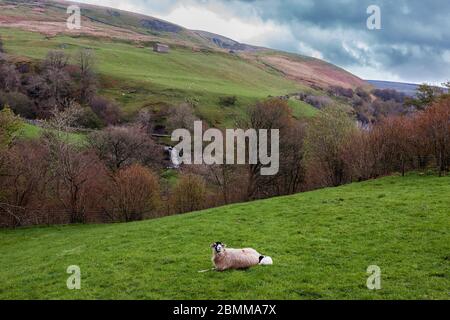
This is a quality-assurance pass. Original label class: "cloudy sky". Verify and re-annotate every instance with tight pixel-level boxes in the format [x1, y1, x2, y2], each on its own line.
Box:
[78, 0, 450, 85]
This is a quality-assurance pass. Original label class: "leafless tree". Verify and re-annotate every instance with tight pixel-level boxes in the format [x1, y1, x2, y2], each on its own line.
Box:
[88, 125, 162, 171]
[42, 50, 69, 71]
[0, 64, 20, 92]
[1, 140, 51, 208]
[76, 49, 97, 104]
[136, 108, 154, 135]
[305, 107, 355, 187]
[89, 95, 122, 125]
[167, 103, 198, 132]
[275, 121, 307, 195]
[43, 105, 99, 223]
[244, 98, 292, 200]
[44, 67, 77, 110]
[420, 96, 450, 175]
[206, 164, 244, 205]
[105, 164, 161, 222]
[171, 174, 206, 214]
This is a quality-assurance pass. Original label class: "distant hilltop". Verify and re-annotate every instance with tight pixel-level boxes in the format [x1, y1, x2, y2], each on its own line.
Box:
[367, 80, 421, 96]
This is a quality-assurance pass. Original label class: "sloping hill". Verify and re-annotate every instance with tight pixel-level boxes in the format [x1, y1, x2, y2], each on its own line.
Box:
[1, 27, 305, 125]
[0, 0, 204, 46]
[0, 0, 368, 93]
[367, 80, 420, 97]
[1, 174, 449, 299]
[260, 52, 368, 89]
[193, 30, 263, 52]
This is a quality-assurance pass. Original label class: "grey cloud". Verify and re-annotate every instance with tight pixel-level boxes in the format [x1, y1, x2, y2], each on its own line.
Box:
[200, 0, 450, 83]
[81, 0, 450, 83]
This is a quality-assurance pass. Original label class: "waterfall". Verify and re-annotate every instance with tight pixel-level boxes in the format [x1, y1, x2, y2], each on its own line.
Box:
[170, 147, 181, 168]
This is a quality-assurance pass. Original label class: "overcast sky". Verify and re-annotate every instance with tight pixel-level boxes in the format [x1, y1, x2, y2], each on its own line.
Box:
[78, 0, 450, 85]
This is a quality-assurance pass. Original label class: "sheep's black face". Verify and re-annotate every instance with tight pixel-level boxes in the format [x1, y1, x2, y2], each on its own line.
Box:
[211, 241, 224, 253]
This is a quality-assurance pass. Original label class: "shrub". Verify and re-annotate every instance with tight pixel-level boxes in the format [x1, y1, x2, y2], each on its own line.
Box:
[355, 87, 371, 101]
[76, 107, 104, 129]
[305, 107, 355, 187]
[245, 98, 293, 199]
[166, 103, 198, 131]
[219, 95, 237, 107]
[419, 96, 450, 175]
[0, 91, 35, 119]
[304, 95, 333, 109]
[107, 164, 161, 222]
[171, 174, 206, 214]
[0, 106, 21, 148]
[372, 88, 406, 103]
[89, 125, 162, 171]
[89, 96, 122, 125]
[0, 64, 20, 92]
[329, 86, 354, 98]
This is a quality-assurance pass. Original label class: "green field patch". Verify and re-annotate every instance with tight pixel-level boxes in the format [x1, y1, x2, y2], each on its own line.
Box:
[1, 28, 306, 125]
[0, 174, 448, 299]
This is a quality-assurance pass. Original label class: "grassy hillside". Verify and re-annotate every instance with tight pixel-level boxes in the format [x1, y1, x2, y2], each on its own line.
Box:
[1, 27, 311, 125]
[1, 174, 449, 300]
[0, 0, 369, 126]
[17, 122, 86, 145]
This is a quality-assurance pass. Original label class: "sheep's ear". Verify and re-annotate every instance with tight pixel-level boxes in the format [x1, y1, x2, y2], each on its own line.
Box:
[210, 243, 215, 248]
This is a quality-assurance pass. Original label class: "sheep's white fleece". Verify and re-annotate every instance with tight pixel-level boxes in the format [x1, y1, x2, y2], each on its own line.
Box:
[212, 248, 272, 271]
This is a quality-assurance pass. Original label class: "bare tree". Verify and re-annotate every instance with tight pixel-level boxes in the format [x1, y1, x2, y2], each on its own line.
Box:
[275, 121, 307, 195]
[76, 49, 97, 104]
[105, 164, 161, 222]
[52, 149, 101, 223]
[88, 125, 162, 171]
[44, 104, 83, 135]
[305, 107, 355, 187]
[43, 105, 99, 223]
[167, 103, 198, 132]
[136, 108, 154, 135]
[89, 96, 122, 125]
[420, 96, 450, 175]
[375, 116, 414, 176]
[39, 51, 78, 110]
[171, 174, 206, 214]
[244, 98, 292, 200]
[44, 67, 77, 110]
[207, 164, 242, 205]
[1, 140, 51, 208]
[410, 114, 432, 170]
[42, 50, 69, 71]
[0, 64, 20, 92]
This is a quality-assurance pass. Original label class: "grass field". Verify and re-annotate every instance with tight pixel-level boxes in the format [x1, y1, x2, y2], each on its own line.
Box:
[288, 98, 318, 118]
[1, 28, 312, 126]
[0, 174, 449, 300]
[17, 123, 86, 145]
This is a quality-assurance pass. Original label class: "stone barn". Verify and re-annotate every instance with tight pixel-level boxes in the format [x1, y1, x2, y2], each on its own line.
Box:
[153, 43, 170, 53]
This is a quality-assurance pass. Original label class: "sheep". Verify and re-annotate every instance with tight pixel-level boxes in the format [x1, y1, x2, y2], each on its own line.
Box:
[210, 242, 273, 271]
